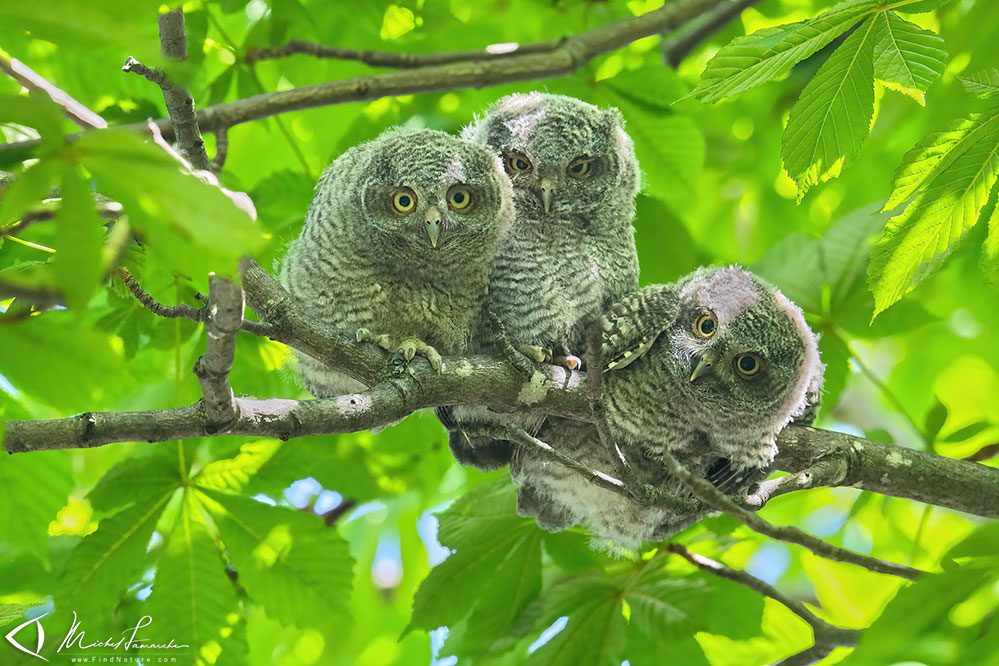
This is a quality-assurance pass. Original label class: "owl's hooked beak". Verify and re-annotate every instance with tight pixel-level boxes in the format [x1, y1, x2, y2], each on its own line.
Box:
[690, 350, 720, 383]
[426, 207, 443, 248]
[539, 178, 556, 214]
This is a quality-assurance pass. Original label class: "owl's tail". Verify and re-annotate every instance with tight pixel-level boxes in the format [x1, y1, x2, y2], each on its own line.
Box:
[434, 406, 514, 471]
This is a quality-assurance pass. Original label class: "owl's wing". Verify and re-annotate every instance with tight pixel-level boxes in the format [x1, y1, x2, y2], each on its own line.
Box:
[601, 284, 681, 372]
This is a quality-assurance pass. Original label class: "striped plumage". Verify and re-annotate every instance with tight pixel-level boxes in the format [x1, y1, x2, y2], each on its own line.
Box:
[518, 266, 825, 552]
[443, 92, 642, 471]
[281, 128, 513, 397]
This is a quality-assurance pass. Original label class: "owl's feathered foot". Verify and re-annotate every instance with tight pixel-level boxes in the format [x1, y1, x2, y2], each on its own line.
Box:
[355, 328, 443, 372]
[487, 312, 542, 378]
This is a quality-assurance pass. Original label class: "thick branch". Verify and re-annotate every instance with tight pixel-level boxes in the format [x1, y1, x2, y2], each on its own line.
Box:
[773, 426, 999, 519]
[194, 277, 243, 427]
[658, 448, 926, 579]
[246, 39, 562, 67]
[0, 0, 719, 160]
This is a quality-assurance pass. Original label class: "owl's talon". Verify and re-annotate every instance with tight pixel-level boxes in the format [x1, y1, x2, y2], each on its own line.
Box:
[553, 354, 582, 370]
[355, 328, 372, 343]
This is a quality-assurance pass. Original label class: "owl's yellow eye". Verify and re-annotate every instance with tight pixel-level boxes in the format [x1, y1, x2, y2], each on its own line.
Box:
[506, 153, 533, 174]
[694, 312, 717, 338]
[391, 188, 417, 214]
[567, 157, 593, 179]
[734, 353, 761, 377]
[448, 185, 473, 211]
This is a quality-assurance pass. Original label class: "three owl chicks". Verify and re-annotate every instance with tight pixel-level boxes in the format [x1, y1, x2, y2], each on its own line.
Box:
[281, 92, 825, 553]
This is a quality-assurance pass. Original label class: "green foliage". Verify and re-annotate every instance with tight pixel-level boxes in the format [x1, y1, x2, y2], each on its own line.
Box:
[1, 0, 997, 664]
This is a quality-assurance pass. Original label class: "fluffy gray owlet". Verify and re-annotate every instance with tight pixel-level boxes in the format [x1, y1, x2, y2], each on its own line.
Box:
[281, 127, 513, 397]
[439, 92, 641, 469]
[513, 266, 824, 553]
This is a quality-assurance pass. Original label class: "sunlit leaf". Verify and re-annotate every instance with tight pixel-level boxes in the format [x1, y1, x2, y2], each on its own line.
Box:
[200, 489, 353, 628]
[873, 11, 946, 105]
[690, 1, 882, 104]
[960, 68, 999, 99]
[869, 114, 999, 315]
[146, 491, 245, 665]
[52, 165, 103, 309]
[781, 19, 877, 200]
[0, 451, 73, 566]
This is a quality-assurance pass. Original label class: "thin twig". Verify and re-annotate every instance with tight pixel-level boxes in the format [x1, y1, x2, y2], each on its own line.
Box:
[118, 268, 204, 323]
[667, 544, 860, 656]
[321, 499, 358, 527]
[0, 200, 123, 238]
[193, 277, 243, 428]
[246, 38, 563, 67]
[210, 127, 228, 175]
[0, 52, 107, 130]
[122, 9, 211, 171]
[661, 0, 761, 68]
[658, 448, 926, 579]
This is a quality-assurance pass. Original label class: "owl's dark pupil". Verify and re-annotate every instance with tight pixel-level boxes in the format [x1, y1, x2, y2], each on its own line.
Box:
[571, 163, 583, 172]
[739, 356, 756, 372]
[399, 195, 411, 207]
[517, 159, 528, 170]
[700, 318, 715, 334]
[454, 192, 465, 203]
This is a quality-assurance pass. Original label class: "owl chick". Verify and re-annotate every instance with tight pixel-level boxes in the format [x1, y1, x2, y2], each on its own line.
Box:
[281, 128, 513, 397]
[441, 92, 642, 470]
[514, 266, 824, 552]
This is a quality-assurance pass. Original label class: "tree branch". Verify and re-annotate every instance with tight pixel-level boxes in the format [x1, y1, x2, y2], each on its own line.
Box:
[0, 53, 107, 130]
[661, 0, 761, 68]
[194, 276, 243, 427]
[667, 543, 860, 661]
[120, 9, 211, 170]
[245, 38, 563, 67]
[4, 259, 998, 532]
[0, 0, 720, 161]
[657, 448, 927, 579]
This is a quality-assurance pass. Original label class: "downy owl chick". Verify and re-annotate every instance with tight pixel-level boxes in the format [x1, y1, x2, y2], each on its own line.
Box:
[281, 127, 513, 397]
[441, 92, 642, 470]
[514, 266, 824, 552]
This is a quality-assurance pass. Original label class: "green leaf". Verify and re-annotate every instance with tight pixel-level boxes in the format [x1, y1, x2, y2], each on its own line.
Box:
[873, 11, 946, 105]
[940, 421, 993, 443]
[0, 93, 65, 159]
[200, 489, 353, 628]
[523, 576, 626, 666]
[883, 108, 999, 212]
[87, 450, 184, 514]
[57, 490, 174, 621]
[52, 165, 103, 309]
[982, 203, 999, 288]
[841, 566, 997, 665]
[0, 158, 59, 228]
[961, 68, 999, 99]
[0, 602, 43, 629]
[459, 524, 542, 657]
[923, 398, 948, 441]
[146, 491, 244, 664]
[869, 113, 999, 316]
[0, 314, 123, 411]
[408, 480, 540, 634]
[690, 1, 882, 104]
[897, 0, 956, 13]
[781, 18, 877, 200]
[74, 129, 262, 283]
[627, 570, 764, 643]
[0, 451, 73, 565]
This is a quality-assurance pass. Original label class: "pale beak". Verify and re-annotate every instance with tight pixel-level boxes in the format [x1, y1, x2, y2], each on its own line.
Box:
[540, 179, 555, 214]
[690, 351, 719, 383]
[426, 207, 443, 248]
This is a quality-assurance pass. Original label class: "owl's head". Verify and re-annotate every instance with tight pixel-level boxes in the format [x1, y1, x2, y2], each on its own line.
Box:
[662, 266, 823, 433]
[343, 128, 512, 255]
[464, 92, 638, 218]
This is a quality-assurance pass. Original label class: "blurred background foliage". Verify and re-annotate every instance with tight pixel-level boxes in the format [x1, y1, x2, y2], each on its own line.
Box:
[0, 1, 997, 665]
